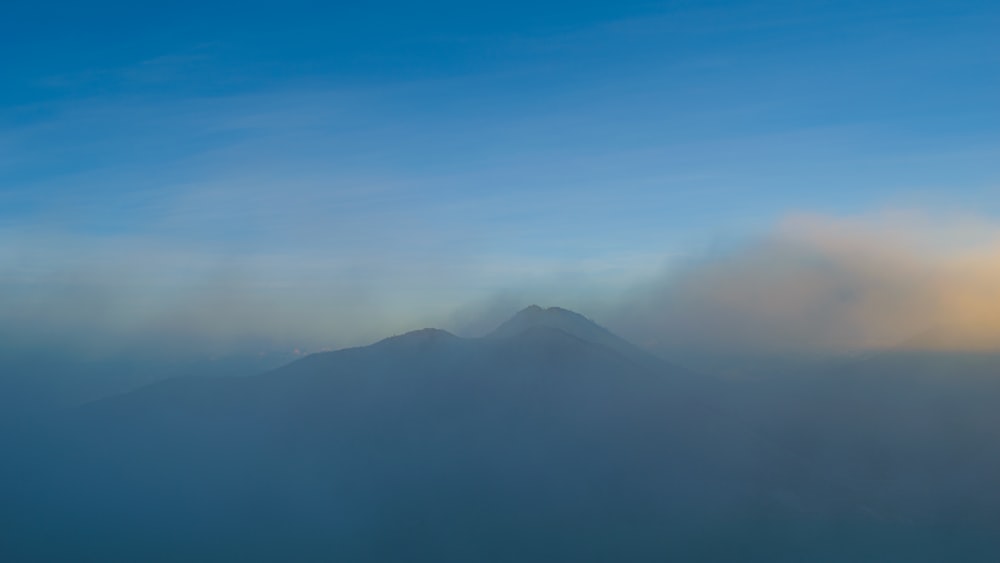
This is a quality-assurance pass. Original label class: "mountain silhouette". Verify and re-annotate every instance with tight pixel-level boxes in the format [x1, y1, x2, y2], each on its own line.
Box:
[3, 307, 1000, 562]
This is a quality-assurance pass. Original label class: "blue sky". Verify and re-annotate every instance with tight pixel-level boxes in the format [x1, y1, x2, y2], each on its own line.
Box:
[2, 0, 999, 355]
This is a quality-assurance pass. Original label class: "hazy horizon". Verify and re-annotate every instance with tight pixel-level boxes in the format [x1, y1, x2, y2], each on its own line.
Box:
[3, 1, 1000, 560]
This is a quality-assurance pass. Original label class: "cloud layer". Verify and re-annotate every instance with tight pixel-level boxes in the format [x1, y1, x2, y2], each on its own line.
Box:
[608, 211, 1000, 359]
[4, 210, 1000, 368]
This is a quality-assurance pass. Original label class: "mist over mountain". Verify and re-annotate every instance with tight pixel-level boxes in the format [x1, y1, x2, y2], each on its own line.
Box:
[5, 0, 998, 558]
[3, 306, 1000, 562]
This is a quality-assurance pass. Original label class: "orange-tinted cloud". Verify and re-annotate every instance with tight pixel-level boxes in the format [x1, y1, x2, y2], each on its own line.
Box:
[612, 211, 1000, 356]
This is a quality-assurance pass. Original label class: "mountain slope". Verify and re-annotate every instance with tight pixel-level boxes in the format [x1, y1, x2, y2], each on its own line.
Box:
[3, 307, 819, 562]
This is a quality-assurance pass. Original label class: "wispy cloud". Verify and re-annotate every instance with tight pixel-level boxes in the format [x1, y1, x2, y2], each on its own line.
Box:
[0, 220, 648, 361]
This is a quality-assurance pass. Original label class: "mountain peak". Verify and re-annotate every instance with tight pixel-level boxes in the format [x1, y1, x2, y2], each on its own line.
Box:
[513, 304, 589, 322]
[490, 306, 596, 337]
[486, 306, 663, 368]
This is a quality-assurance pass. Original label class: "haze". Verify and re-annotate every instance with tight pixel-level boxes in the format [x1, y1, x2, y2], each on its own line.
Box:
[2, 0, 1000, 561]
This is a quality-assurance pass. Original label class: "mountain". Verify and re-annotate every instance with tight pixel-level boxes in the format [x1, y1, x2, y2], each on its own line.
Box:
[0, 307, 795, 562]
[3, 306, 999, 562]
